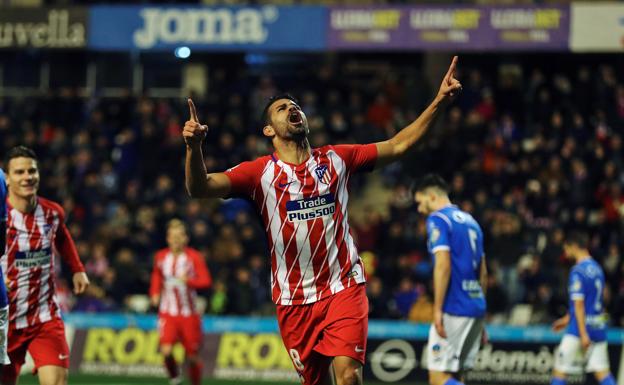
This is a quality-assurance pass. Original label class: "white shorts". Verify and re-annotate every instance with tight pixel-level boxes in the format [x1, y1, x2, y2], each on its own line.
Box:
[426, 313, 484, 373]
[554, 334, 609, 374]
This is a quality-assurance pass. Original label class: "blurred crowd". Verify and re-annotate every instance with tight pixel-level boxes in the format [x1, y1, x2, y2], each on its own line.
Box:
[31, 0, 586, 5]
[1, 53, 623, 327]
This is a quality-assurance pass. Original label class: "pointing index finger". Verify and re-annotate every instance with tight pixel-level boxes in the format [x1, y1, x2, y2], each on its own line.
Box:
[445, 55, 459, 83]
[188, 98, 199, 123]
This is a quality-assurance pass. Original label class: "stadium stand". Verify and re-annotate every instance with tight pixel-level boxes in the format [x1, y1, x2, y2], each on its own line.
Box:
[0, 52, 623, 327]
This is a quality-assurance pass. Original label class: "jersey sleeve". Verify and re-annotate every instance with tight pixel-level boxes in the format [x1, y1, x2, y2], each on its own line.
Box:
[332, 144, 378, 173]
[149, 251, 164, 298]
[569, 270, 584, 301]
[186, 249, 212, 290]
[223, 159, 263, 198]
[53, 204, 86, 274]
[427, 214, 451, 254]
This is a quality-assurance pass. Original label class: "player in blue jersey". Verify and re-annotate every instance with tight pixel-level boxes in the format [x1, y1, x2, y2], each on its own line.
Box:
[550, 231, 615, 385]
[413, 174, 487, 385]
[0, 168, 11, 365]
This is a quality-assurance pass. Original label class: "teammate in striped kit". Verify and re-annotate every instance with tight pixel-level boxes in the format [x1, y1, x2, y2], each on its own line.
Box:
[183, 57, 463, 385]
[149, 219, 212, 385]
[0, 168, 12, 366]
[1, 146, 90, 385]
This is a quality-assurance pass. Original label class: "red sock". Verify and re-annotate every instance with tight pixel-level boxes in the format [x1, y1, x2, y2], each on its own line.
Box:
[164, 354, 179, 379]
[188, 361, 202, 385]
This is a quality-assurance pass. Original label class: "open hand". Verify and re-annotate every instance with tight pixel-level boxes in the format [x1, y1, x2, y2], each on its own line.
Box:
[183, 98, 208, 147]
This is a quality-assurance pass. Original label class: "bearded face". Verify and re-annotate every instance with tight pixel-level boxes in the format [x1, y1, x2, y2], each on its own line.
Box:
[264, 99, 309, 140]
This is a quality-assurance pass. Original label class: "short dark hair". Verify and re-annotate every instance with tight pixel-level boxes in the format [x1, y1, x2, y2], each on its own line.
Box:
[413, 174, 450, 195]
[564, 230, 589, 249]
[261, 93, 299, 125]
[5, 146, 37, 168]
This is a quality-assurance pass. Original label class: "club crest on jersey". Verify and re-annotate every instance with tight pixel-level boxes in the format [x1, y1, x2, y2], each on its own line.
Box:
[314, 165, 331, 185]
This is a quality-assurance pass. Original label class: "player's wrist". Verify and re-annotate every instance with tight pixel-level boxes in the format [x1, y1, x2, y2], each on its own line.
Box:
[433, 93, 447, 105]
[186, 142, 203, 151]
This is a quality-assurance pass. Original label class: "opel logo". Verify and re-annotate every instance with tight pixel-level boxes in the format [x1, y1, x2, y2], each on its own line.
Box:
[370, 339, 417, 382]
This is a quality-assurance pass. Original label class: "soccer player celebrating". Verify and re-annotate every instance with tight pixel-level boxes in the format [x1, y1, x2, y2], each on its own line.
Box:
[550, 231, 615, 385]
[1, 146, 90, 385]
[0, 168, 11, 366]
[413, 174, 487, 385]
[182, 56, 462, 385]
[149, 219, 211, 385]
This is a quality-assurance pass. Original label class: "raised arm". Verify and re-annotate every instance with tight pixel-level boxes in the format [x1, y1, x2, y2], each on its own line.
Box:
[374, 56, 462, 168]
[183, 99, 232, 199]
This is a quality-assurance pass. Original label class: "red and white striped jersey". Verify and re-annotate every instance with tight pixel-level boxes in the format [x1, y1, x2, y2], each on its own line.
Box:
[1, 197, 85, 329]
[149, 247, 212, 317]
[224, 144, 378, 306]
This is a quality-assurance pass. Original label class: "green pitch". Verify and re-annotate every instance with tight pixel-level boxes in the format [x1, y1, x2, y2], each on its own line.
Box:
[18, 375, 403, 385]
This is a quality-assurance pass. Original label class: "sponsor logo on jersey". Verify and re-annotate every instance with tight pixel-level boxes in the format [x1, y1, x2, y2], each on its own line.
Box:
[277, 178, 294, 188]
[14, 248, 52, 268]
[586, 314, 607, 327]
[286, 193, 336, 222]
[462, 279, 484, 298]
[462, 280, 481, 291]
